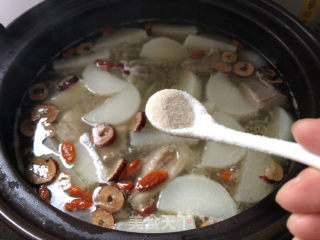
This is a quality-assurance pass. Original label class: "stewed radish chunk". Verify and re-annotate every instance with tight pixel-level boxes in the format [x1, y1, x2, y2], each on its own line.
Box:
[72, 133, 109, 185]
[53, 49, 111, 73]
[205, 72, 258, 118]
[130, 130, 199, 148]
[183, 34, 237, 52]
[151, 24, 197, 41]
[82, 63, 128, 96]
[26, 157, 58, 185]
[95, 185, 124, 212]
[140, 37, 189, 62]
[158, 175, 237, 219]
[265, 107, 294, 141]
[172, 70, 202, 100]
[201, 111, 247, 168]
[83, 84, 141, 125]
[94, 28, 148, 51]
[234, 151, 274, 203]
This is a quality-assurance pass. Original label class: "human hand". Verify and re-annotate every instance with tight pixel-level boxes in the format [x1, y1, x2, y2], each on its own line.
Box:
[276, 119, 320, 240]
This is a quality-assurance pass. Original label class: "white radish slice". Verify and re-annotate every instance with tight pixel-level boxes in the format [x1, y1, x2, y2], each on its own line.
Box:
[205, 72, 258, 119]
[72, 133, 109, 186]
[158, 175, 237, 219]
[83, 84, 141, 125]
[173, 70, 202, 100]
[266, 107, 294, 141]
[115, 214, 195, 233]
[234, 150, 274, 203]
[94, 28, 148, 51]
[130, 130, 199, 148]
[202, 111, 247, 168]
[202, 101, 216, 115]
[151, 24, 197, 42]
[49, 81, 92, 111]
[140, 37, 189, 62]
[238, 49, 267, 69]
[183, 34, 237, 52]
[53, 50, 111, 73]
[82, 63, 128, 96]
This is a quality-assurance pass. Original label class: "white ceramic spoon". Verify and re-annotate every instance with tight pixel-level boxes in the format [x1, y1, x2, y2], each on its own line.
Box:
[146, 89, 320, 169]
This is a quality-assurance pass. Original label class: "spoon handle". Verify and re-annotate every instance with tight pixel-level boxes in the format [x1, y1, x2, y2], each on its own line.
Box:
[204, 125, 320, 169]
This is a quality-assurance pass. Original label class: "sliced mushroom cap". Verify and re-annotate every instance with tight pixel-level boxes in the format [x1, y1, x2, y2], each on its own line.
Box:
[26, 157, 58, 185]
[96, 185, 124, 213]
[91, 209, 115, 229]
[28, 83, 48, 101]
[31, 104, 60, 123]
[90, 123, 116, 147]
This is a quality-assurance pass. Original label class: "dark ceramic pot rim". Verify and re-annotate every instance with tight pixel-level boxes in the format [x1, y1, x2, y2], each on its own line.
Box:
[0, 0, 320, 239]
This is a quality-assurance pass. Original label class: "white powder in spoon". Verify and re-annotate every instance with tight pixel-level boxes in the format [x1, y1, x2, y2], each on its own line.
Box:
[146, 89, 195, 129]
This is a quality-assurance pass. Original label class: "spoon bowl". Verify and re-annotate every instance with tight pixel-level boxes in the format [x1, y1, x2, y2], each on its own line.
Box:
[146, 89, 320, 169]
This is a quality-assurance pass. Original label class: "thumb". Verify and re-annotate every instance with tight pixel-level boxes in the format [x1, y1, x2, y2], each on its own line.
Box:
[292, 119, 320, 155]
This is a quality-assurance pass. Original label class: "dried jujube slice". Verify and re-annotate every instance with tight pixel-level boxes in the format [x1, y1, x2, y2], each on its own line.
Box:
[28, 83, 48, 101]
[31, 104, 59, 123]
[75, 42, 94, 55]
[221, 51, 238, 64]
[19, 119, 36, 137]
[96, 185, 124, 213]
[26, 157, 57, 185]
[58, 75, 78, 91]
[107, 159, 127, 182]
[233, 61, 255, 77]
[91, 209, 115, 229]
[130, 112, 146, 132]
[90, 123, 116, 147]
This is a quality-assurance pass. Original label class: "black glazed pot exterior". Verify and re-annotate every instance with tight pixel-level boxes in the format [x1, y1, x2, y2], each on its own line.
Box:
[0, 0, 320, 239]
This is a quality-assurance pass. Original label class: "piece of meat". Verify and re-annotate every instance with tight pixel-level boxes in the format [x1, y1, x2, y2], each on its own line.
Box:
[230, 74, 287, 110]
[128, 144, 187, 209]
[181, 49, 221, 73]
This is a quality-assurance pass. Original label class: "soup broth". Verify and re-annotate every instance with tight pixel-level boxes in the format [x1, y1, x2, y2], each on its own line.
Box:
[16, 23, 295, 233]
